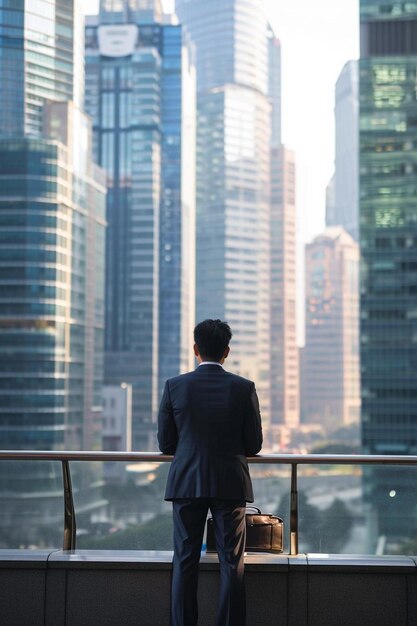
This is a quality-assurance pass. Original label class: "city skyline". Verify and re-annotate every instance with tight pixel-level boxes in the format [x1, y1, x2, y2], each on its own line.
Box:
[2, 0, 417, 565]
[83, 0, 360, 349]
[0, 0, 362, 453]
[84, 0, 360, 246]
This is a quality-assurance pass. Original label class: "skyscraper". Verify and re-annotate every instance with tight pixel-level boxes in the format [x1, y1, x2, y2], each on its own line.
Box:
[0, 3, 106, 549]
[267, 27, 299, 437]
[176, 0, 271, 426]
[0, 0, 84, 138]
[325, 173, 336, 227]
[99, 0, 163, 24]
[85, 0, 196, 450]
[360, 1, 417, 540]
[327, 61, 359, 241]
[0, 1, 106, 451]
[0, 102, 106, 451]
[270, 146, 299, 434]
[268, 27, 282, 150]
[302, 228, 360, 431]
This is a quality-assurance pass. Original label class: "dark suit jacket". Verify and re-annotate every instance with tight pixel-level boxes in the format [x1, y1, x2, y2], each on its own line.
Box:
[157, 364, 262, 502]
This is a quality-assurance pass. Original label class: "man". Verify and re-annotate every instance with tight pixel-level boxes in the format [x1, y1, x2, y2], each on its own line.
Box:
[158, 319, 263, 626]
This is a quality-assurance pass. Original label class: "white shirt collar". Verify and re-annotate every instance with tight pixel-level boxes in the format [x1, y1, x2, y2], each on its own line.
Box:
[198, 361, 223, 368]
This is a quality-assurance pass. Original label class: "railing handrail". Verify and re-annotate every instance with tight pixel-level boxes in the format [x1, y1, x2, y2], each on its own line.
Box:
[2, 450, 417, 554]
[1, 450, 417, 465]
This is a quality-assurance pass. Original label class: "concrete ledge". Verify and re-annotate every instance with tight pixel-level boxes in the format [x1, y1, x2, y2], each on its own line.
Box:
[48, 549, 290, 568]
[307, 553, 417, 573]
[0, 549, 51, 568]
[0, 550, 416, 625]
[48, 549, 174, 569]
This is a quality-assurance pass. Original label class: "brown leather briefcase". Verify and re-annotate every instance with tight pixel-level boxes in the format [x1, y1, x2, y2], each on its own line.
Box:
[206, 506, 284, 553]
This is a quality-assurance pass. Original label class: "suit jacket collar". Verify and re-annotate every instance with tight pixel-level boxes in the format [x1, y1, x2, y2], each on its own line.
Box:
[198, 361, 223, 368]
[195, 363, 225, 373]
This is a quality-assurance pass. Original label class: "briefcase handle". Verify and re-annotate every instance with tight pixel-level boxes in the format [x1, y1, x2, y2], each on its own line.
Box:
[245, 506, 262, 515]
[207, 506, 262, 524]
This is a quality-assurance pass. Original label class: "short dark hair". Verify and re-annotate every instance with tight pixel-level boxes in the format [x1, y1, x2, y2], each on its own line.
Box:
[194, 319, 232, 361]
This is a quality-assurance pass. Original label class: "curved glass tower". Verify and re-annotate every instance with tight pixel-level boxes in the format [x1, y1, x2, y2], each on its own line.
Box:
[0, 104, 106, 451]
[0, 3, 106, 547]
[0, 2, 106, 452]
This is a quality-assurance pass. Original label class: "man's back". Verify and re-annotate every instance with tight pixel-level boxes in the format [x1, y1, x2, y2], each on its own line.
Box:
[158, 364, 262, 501]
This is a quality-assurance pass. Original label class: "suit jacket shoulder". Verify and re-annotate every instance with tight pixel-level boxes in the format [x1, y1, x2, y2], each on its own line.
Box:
[222, 370, 254, 386]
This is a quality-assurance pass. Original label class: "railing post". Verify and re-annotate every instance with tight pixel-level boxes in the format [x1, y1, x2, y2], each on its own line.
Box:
[62, 460, 76, 551]
[290, 463, 298, 555]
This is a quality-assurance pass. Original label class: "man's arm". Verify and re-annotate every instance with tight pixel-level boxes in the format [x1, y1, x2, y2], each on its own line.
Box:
[243, 382, 263, 456]
[157, 380, 178, 455]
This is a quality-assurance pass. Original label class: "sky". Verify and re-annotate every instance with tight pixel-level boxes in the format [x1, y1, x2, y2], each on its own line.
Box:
[264, 0, 359, 244]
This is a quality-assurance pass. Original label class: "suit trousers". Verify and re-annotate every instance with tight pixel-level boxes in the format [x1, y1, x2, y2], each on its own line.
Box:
[171, 498, 246, 626]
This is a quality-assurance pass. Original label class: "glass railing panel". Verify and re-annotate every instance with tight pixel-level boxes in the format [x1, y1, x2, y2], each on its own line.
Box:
[70, 460, 292, 552]
[250, 462, 291, 553]
[296, 463, 363, 554]
[0, 460, 63, 549]
[362, 464, 417, 556]
[70, 460, 173, 550]
[2, 456, 416, 556]
[297, 463, 417, 555]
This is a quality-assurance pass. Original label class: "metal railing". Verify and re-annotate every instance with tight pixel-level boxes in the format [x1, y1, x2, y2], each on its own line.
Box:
[1, 451, 417, 554]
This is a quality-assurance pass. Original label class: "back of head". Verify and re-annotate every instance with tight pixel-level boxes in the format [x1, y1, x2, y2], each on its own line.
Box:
[194, 319, 232, 362]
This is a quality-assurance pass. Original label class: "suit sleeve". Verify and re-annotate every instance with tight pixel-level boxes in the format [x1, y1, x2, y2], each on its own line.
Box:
[243, 382, 263, 456]
[157, 380, 178, 455]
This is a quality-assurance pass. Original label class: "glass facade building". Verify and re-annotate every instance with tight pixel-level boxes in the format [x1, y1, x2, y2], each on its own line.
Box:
[267, 28, 299, 438]
[176, 0, 271, 426]
[269, 146, 299, 436]
[85, 3, 195, 450]
[0, 102, 106, 451]
[360, 0, 417, 540]
[99, 0, 163, 25]
[0, 0, 106, 453]
[176, 0, 268, 95]
[268, 26, 282, 150]
[0, 0, 84, 137]
[0, 1, 106, 546]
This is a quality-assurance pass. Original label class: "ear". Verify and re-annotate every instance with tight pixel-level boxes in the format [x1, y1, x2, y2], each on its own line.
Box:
[223, 346, 230, 360]
[193, 343, 199, 357]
